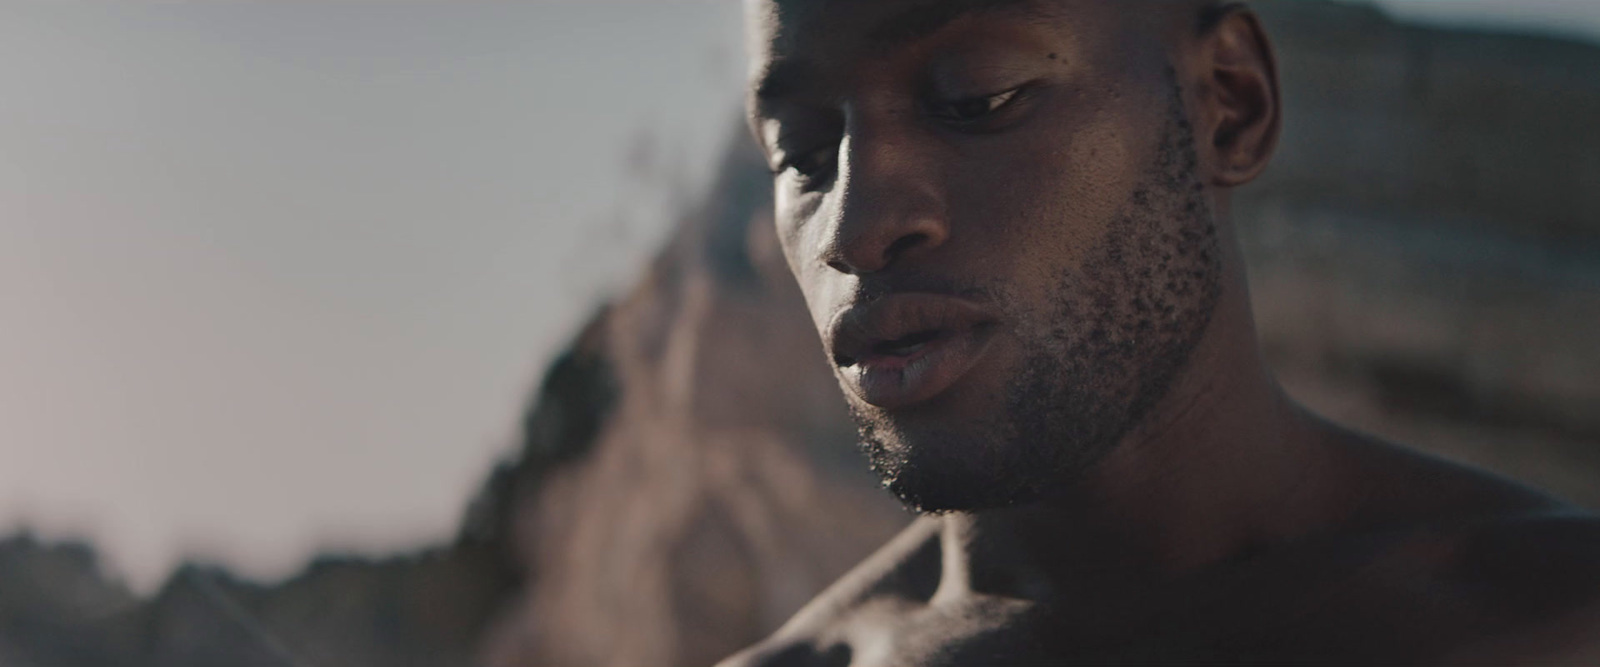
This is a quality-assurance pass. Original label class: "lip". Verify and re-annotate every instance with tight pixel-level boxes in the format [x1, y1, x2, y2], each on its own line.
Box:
[827, 293, 1001, 410]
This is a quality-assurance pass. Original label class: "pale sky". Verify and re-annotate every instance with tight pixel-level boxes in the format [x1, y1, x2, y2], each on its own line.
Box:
[0, 1, 746, 591]
[1, 1, 1595, 593]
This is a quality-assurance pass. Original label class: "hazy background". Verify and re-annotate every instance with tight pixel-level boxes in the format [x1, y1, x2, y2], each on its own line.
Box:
[2, 0, 1596, 594]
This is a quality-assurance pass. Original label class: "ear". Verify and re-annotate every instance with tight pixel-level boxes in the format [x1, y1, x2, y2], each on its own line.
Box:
[1191, 6, 1281, 188]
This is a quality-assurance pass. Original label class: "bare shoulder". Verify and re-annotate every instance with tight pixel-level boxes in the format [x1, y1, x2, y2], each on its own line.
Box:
[1421, 509, 1600, 663]
[1447, 508, 1600, 605]
[715, 516, 943, 667]
[1255, 432, 1600, 659]
[1352, 437, 1600, 618]
[1347, 435, 1600, 587]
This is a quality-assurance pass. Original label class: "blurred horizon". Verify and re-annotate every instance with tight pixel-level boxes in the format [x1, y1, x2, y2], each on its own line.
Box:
[1, 1, 747, 593]
[3, 0, 1598, 595]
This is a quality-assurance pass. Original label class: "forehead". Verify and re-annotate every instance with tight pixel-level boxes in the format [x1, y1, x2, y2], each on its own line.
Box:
[745, 0, 1135, 98]
[752, 0, 1052, 47]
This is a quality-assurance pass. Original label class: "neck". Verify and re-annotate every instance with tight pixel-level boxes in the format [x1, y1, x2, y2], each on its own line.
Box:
[936, 256, 1339, 603]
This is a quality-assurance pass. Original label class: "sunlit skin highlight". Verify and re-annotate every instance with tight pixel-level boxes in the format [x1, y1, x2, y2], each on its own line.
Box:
[721, 1, 1600, 664]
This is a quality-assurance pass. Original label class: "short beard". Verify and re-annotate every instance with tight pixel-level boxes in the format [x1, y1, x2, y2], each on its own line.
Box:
[855, 75, 1224, 513]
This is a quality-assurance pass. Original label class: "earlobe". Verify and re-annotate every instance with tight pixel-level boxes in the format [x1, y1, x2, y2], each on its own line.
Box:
[1200, 9, 1281, 188]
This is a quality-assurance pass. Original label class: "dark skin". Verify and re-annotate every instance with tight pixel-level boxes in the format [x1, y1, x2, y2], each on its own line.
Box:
[723, 1, 1600, 664]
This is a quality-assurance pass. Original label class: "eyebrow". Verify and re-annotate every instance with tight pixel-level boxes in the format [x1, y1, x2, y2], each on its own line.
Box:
[752, 58, 814, 107]
[753, 0, 1036, 109]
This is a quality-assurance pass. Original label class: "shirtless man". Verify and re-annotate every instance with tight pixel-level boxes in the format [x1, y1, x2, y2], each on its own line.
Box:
[717, 1, 1600, 664]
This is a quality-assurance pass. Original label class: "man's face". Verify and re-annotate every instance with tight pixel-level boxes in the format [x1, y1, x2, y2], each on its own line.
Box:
[747, 0, 1223, 512]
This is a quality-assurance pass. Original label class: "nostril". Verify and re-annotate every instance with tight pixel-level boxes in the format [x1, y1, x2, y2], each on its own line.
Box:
[884, 232, 927, 264]
[826, 230, 935, 275]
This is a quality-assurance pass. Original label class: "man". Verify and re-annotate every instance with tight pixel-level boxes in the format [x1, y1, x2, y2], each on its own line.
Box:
[720, 0, 1600, 665]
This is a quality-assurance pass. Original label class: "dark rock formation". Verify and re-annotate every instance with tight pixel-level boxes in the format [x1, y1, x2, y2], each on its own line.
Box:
[4, 3, 1597, 665]
[0, 533, 138, 666]
[0, 533, 508, 667]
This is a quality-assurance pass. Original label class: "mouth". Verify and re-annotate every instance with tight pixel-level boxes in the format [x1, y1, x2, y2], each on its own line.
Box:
[828, 293, 1000, 410]
[834, 328, 947, 366]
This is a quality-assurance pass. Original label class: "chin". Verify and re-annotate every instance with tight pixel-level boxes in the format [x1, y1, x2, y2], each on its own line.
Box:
[852, 408, 1061, 514]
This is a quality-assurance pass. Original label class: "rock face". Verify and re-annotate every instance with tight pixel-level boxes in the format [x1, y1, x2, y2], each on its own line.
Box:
[1243, 1, 1600, 505]
[0, 532, 510, 667]
[4, 3, 1598, 666]
[473, 133, 909, 667]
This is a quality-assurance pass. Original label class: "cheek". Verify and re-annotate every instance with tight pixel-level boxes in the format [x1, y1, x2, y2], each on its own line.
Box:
[951, 106, 1143, 279]
[773, 187, 803, 255]
[773, 199, 847, 338]
[1051, 119, 1139, 235]
[775, 185, 828, 255]
[774, 189, 816, 279]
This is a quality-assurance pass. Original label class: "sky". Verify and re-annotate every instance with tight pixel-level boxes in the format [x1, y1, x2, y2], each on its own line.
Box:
[0, 1, 746, 591]
[1, 1, 1596, 593]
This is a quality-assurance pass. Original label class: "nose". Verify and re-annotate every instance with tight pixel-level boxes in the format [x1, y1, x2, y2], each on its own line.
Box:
[818, 122, 950, 275]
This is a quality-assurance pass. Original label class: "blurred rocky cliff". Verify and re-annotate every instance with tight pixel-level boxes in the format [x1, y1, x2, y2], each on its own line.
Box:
[3, 2, 1597, 665]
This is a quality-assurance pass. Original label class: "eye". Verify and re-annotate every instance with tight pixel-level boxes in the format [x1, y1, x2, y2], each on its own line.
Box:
[774, 143, 837, 187]
[929, 86, 1023, 125]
